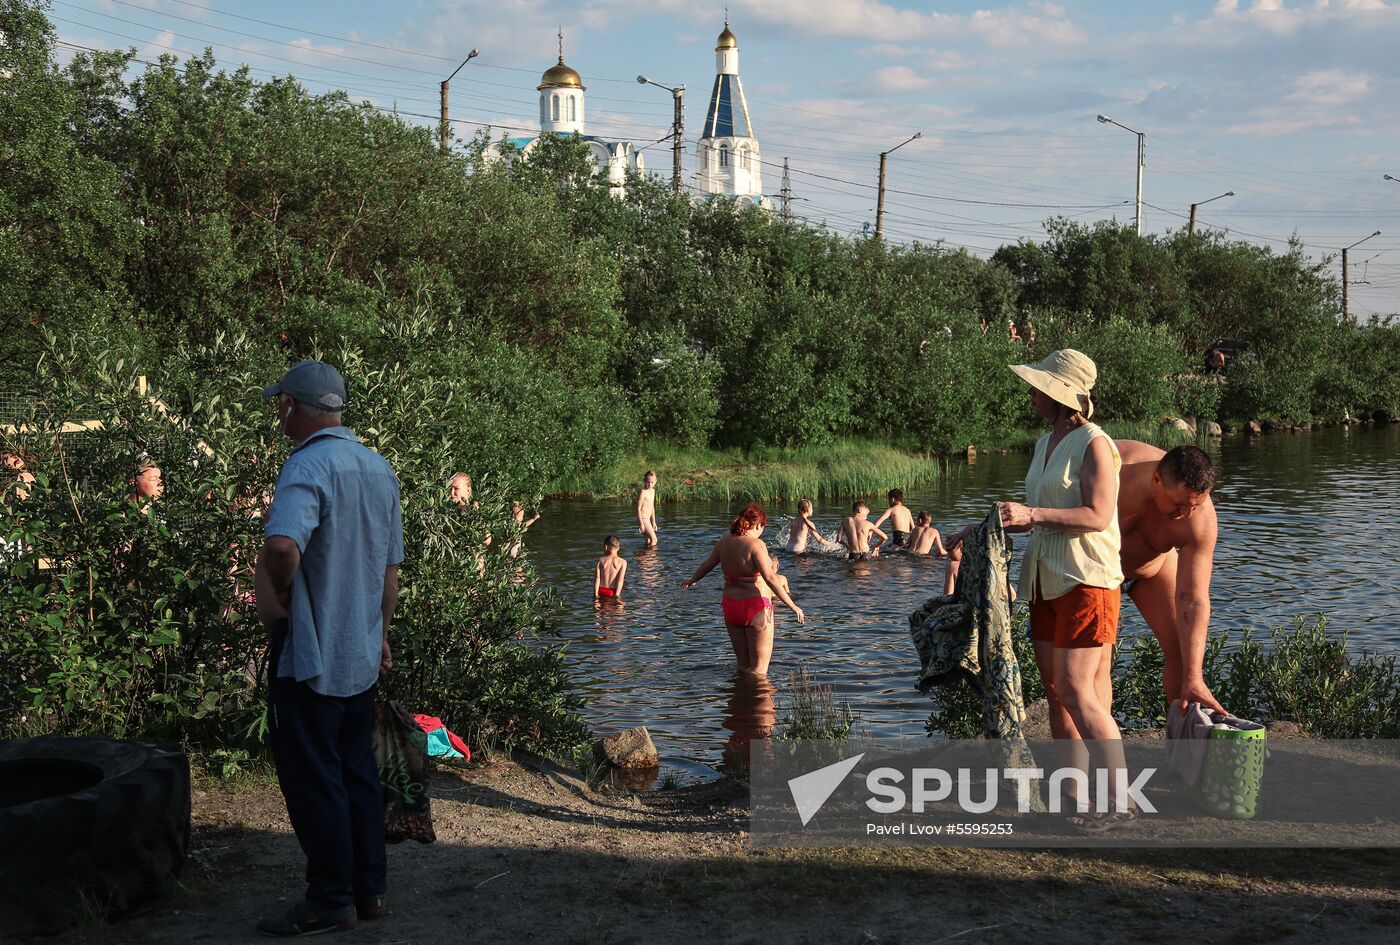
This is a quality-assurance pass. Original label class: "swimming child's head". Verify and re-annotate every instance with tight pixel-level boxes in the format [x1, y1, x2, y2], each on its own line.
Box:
[888, 488, 904, 506]
[797, 498, 813, 514]
[916, 510, 930, 526]
[730, 502, 768, 536]
[853, 500, 869, 516]
[603, 535, 621, 553]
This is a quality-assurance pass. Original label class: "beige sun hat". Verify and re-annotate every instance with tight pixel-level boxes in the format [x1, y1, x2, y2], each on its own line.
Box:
[1009, 348, 1098, 419]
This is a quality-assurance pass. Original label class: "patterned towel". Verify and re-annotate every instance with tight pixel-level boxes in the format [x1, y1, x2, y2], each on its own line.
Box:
[909, 507, 1044, 809]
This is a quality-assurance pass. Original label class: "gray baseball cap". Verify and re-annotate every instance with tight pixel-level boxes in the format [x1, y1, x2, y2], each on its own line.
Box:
[262, 360, 347, 411]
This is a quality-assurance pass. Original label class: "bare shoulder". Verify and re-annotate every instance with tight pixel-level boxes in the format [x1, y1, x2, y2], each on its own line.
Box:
[1187, 495, 1219, 545]
[1115, 438, 1165, 465]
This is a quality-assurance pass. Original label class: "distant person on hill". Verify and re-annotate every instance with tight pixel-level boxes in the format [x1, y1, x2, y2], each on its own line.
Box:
[1205, 346, 1227, 374]
[873, 489, 914, 548]
[906, 511, 947, 556]
[593, 535, 627, 600]
[1115, 441, 1226, 715]
[1008, 320, 1022, 343]
[839, 500, 887, 561]
[681, 503, 804, 675]
[448, 472, 474, 508]
[637, 470, 659, 548]
[129, 460, 164, 513]
[786, 497, 839, 554]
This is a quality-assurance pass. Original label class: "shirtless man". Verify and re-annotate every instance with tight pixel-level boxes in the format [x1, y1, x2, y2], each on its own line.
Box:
[636, 470, 658, 548]
[873, 489, 915, 548]
[1117, 442, 1225, 713]
[906, 511, 947, 556]
[839, 501, 887, 561]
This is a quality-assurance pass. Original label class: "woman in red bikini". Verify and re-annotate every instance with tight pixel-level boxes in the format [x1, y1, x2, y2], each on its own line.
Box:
[681, 503, 805, 674]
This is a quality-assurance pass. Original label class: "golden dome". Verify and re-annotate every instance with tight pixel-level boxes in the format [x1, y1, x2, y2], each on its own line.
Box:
[538, 58, 584, 90]
[716, 25, 738, 50]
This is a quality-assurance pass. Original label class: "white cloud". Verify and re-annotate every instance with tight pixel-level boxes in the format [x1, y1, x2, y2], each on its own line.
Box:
[867, 65, 933, 94]
[1286, 68, 1370, 105]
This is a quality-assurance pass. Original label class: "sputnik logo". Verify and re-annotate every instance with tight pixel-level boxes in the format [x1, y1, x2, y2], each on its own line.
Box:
[787, 753, 865, 826]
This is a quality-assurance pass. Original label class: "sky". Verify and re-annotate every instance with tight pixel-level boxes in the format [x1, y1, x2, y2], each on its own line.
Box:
[47, 0, 1400, 318]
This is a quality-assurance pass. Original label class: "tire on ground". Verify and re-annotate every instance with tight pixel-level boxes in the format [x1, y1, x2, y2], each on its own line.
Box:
[0, 736, 191, 936]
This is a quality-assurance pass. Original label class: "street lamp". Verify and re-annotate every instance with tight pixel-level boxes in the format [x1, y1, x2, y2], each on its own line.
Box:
[637, 75, 686, 194]
[440, 48, 480, 152]
[1385, 174, 1400, 183]
[875, 131, 922, 240]
[1188, 190, 1235, 236]
[1341, 229, 1382, 323]
[1098, 114, 1145, 235]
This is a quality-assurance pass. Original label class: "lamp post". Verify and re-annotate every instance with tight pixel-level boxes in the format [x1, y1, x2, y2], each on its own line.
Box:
[638, 76, 686, 194]
[1188, 190, 1235, 236]
[1342, 230, 1382, 324]
[1386, 174, 1400, 183]
[440, 48, 480, 152]
[875, 131, 922, 240]
[1097, 114, 1145, 235]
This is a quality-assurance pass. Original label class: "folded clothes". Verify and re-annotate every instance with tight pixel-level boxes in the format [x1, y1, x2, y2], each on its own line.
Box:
[413, 713, 471, 761]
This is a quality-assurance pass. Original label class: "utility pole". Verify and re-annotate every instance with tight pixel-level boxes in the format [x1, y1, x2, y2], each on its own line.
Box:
[779, 158, 794, 221]
[670, 86, 685, 194]
[1188, 190, 1234, 236]
[1098, 114, 1145, 235]
[440, 48, 480, 152]
[875, 131, 922, 240]
[1341, 230, 1382, 324]
[638, 76, 686, 194]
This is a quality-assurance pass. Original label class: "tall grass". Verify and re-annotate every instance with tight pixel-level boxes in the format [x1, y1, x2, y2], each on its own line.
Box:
[777, 666, 857, 741]
[558, 437, 943, 502]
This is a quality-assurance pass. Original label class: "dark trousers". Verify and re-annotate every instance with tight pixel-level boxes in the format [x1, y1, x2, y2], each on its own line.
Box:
[267, 623, 386, 910]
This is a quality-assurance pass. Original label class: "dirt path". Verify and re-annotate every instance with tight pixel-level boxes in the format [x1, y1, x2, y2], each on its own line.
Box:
[45, 757, 1400, 945]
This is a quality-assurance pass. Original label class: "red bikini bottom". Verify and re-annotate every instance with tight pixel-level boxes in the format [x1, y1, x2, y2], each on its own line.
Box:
[722, 595, 773, 628]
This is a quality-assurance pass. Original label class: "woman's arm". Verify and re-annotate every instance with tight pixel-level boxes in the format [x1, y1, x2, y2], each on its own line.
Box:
[755, 547, 804, 624]
[681, 546, 722, 588]
[1000, 435, 1118, 534]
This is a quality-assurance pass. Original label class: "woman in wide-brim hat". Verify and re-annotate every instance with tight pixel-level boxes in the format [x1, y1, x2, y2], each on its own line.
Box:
[949, 348, 1135, 831]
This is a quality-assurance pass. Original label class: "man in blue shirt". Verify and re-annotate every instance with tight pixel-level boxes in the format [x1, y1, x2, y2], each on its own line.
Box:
[254, 360, 404, 937]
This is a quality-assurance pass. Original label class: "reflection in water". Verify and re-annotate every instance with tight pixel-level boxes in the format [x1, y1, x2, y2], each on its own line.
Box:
[526, 426, 1400, 767]
[718, 671, 776, 778]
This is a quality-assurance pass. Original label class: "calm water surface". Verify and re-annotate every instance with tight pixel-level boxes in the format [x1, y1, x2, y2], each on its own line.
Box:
[526, 426, 1400, 770]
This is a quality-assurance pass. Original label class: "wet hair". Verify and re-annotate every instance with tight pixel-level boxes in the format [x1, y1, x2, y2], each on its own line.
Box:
[888, 488, 904, 504]
[1158, 446, 1215, 494]
[853, 500, 869, 513]
[797, 498, 813, 514]
[730, 502, 769, 535]
[603, 535, 621, 551]
[916, 510, 930, 526]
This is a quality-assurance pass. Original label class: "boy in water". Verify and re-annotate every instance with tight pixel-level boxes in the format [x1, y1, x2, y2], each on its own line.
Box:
[786, 498, 839, 553]
[873, 488, 915, 548]
[840, 501, 887, 561]
[594, 535, 627, 599]
[906, 510, 947, 556]
[636, 470, 658, 548]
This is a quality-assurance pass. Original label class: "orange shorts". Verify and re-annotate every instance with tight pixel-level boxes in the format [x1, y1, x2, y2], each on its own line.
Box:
[1030, 584, 1120, 649]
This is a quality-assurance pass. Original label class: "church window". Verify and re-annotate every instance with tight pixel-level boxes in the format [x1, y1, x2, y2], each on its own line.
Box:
[551, 95, 560, 122]
[719, 144, 729, 168]
[540, 97, 548, 124]
[699, 148, 708, 170]
[568, 96, 577, 122]
[740, 146, 750, 170]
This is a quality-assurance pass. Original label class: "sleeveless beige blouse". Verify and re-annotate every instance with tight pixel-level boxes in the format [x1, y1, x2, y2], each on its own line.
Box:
[1017, 422, 1124, 601]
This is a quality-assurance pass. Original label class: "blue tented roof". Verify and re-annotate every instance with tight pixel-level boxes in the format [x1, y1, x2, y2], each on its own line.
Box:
[702, 74, 753, 139]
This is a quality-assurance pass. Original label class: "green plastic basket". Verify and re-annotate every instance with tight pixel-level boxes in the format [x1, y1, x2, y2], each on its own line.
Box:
[1195, 723, 1267, 819]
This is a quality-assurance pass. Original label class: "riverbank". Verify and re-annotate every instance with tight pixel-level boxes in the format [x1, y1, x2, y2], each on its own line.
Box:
[52, 757, 1400, 945]
[556, 422, 1201, 502]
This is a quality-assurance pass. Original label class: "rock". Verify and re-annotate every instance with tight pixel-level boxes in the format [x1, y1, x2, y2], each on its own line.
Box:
[1165, 417, 1195, 438]
[1022, 698, 1052, 740]
[1265, 720, 1308, 739]
[1245, 420, 1263, 436]
[593, 726, 659, 769]
[1204, 420, 1223, 437]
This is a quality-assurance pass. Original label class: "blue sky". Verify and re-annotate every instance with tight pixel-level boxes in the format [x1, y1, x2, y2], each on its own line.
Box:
[49, 0, 1400, 317]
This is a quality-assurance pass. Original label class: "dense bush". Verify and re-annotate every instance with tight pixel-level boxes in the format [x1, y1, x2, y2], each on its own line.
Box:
[0, 334, 590, 757]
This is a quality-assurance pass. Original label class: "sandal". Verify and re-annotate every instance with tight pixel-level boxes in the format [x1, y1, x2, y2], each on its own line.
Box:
[1067, 808, 1140, 834]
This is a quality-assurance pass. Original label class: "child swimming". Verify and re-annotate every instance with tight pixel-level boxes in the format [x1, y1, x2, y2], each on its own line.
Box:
[906, 510, 948, 556]
[594, 535, 628, 599]
[839, 500, 888, 561]
[872, 488, 915, 548]
[785, 498, 840, 554]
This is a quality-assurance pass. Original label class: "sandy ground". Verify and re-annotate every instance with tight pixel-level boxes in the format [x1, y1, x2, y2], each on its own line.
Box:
[39, 755, 1400, 945]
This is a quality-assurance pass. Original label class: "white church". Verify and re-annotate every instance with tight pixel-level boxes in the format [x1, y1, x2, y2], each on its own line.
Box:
[693, 19, 771, 210]
[500, 21, 770, 209]
[500, 34, 646, 193]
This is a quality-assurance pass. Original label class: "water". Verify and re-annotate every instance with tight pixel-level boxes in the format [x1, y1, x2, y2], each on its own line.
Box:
[526, 426, 1400, 770]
